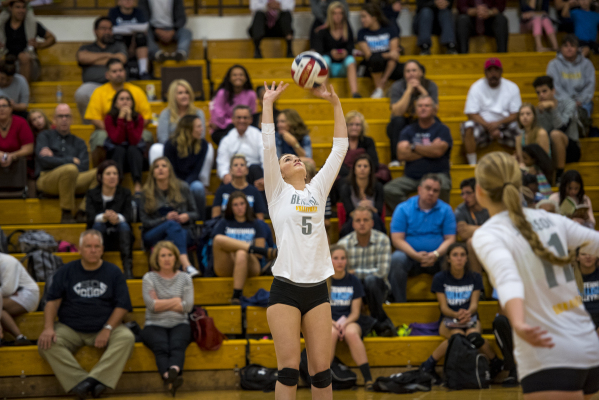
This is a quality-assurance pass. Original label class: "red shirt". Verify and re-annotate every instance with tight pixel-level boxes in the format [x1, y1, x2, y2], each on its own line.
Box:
[104, 114, 144, 146]
[0, 115, 34, 153]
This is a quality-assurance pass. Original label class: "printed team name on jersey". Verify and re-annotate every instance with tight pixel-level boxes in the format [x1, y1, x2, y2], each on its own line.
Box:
[561, 71, 582, 80]
[330, 286, 354, 306]
[73, 280, 107, 298]
[553, 295, 583, 315]
[530, 217, 555, 232]
[290, 193, 319, 213]
[444, 284, 474, 306]
[584, 281, 599, 302]
[365, 34, 391, 52]
[224, 227, 256, 243]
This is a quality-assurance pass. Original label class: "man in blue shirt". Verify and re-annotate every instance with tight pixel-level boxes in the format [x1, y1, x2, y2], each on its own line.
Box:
[388, 174, 456, 302]
[383, 95, 453, 211]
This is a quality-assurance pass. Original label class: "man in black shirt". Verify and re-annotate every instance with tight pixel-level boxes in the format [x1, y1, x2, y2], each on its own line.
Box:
[2, 0, 55, 82]
[38, 230, 134, 400]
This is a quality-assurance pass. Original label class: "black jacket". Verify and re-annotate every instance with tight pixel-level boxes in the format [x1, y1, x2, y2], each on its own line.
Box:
[86, 186, 133, 229]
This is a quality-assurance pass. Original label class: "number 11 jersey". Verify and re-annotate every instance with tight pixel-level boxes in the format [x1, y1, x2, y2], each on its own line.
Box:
[262, 123, 348, 284]
[473, 208, 599, 380]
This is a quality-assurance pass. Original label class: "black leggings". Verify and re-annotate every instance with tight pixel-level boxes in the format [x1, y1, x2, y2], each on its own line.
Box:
[141, 323, 192, 376]
[108, 144, 144, 184]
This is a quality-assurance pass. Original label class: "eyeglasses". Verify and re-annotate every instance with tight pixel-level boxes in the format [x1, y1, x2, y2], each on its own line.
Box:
[0, 104, 11, 109]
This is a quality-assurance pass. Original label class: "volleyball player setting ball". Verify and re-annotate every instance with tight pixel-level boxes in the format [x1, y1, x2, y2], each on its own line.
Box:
[472, 152, 599, 399]
[261, 53, 345, 399]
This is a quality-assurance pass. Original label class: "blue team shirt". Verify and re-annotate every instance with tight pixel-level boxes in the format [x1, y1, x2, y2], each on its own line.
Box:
[330, 273, 365, 321]
[570, 9, 599, 42]
[357, 26, 399, 54]
[212, 218, 265, 244]
[583, 268, 599, 317]
[390, 196, 456, 252]
[108, 7, 148, 28]
[431, 270, 483, 315]
[213, 183, 268, 215]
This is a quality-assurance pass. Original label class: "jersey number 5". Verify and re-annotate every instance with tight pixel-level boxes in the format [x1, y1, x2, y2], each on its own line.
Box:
[302, 216, 312, 235]
[542, 233, 575, 288]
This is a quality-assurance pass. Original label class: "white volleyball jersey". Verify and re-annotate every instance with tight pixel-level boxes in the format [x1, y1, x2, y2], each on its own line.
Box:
[472, 208, 599, 379]
[262, 123, 348, 283]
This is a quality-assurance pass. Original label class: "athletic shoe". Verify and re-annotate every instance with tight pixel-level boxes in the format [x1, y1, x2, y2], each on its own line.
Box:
[502, 369, 519, 387]
[155, 50, 167, 63]
[186, 266, 200, 278]
[370, 88, 384, 99]
[388, 160, 401, 167]
[490, 356, 504, 379]
[174, 50, 187, 62]
[14, 335, 33, 346]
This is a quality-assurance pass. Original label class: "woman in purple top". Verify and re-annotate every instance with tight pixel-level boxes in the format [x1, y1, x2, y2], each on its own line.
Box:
[210, 64, 257, 146]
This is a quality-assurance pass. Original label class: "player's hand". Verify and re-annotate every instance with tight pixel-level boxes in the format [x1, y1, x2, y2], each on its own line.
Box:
[513, 323, 554, 348]
[263, 81, 289, 105]
[311, 84, 340, 105]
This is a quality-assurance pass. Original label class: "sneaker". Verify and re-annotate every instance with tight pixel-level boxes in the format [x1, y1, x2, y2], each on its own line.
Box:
[420, 45, 431, 55]
[230, 297, 241, 305]
[370, 88, 384, 99]
[155, 50, 167, 63]
[186, 265, 200, 278]
[502, 369, 519, 387]
[490, 356, 504, 379]
[351, 92, 362, 98]
[174, 50, 187, 62]
[446, 43, 458, 54]
[388, 160, 401, 167]
[14, 335, 33, 346]
[61, 211, 77, 224]
[254, 48, 263, 59]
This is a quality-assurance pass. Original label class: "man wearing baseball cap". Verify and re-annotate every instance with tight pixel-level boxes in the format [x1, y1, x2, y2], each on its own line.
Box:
[461, 58, 522, 165]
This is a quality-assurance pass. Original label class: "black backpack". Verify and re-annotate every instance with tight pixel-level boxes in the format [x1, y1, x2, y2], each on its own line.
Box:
[373, 370, 432, 394]
[299, 349, 357, 390]
[239, 364, 277, 392]
[444, 334, 491, 390]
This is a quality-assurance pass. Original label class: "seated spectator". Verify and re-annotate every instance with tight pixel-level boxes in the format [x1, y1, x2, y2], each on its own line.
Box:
[521, 171, 540, 207]
[75, 17, 128, 120]
[164, 114, 214, 221]
[536, 198, 559, 213]
[520, 144, 554, 197]
[27, 108, 50, 137]
[413, 0, 457, 55]
[554, 0, 575, 33]
[419, 243, 503, 381]
[462, 58, 522, 165]
[520, 0, 558, 52]
[104, 89, 145, 194]
[454, 178, 489, 275]
[549, 169, 595, 229]
[212, 154, 267, 220]
[85, 58, 153, 166]
[138, 0, 191, 62]
[455, 0, 508, 54]
[0, 252, 39, 345]
[309, 0, 346, 49]
[275, 109, 313, 160]
[150, 79, 206, 165]
[532, 76, 580, 183]
[252, 85, 280, 128]
[0, 0, 55, 82]
[38, 230, 134, 399]
[0, 95, 33, 169]
[388, 60, 439, 163]
[313, 2, 360, 98]
[384, 95, 452, 210]
[86, 160, 133, 279]
[0, 56, 28, 118]
[342, 111, 379, 179]
[140, 157, 199, 277]
[389, 174, 456, 303]
[366, 0, 402, 34]
[576, 249, 599, 333]
[515, 103, 550, 163]
[336, 208, 397, 336]
[212, 191, 275, 304]
[566, 0, 599, 57]
[108, 0, 151, 80]
[546, 34, 595, 118]
[36, 105, 97, 223]
[210, 65, 256, 145]
[338, 155, 385, 237]
[248, 0, 294, 58]
[357, 3, 402, 99]
[0, 0, 36, 56]
[141, 241, 193, 396]
[216, 106, 264, 189]
[329, 244, 374, 390]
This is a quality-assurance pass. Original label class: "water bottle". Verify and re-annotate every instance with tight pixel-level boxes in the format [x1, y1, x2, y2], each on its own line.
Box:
[56, 85, 62, 103]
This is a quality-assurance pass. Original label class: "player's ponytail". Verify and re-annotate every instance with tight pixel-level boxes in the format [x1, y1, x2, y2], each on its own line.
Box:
[476, 152, 575, 267]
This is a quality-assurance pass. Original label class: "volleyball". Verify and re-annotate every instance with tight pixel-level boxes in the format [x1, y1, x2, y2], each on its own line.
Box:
[291, 51, 329, 89]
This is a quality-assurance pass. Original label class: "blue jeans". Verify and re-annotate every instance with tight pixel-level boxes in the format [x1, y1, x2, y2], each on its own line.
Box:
[581, 102, 594, 119]
[142, 220, 191, 254]
[147, 27, 192, 58]
[389, 250, 443, 302]
[92, 221, 130, 234]
[189, 180, 206, 222]
[413, 7, 456, 47]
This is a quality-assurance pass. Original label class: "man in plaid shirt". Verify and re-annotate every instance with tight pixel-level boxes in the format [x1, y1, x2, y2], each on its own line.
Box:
[337, 207, 397, 336]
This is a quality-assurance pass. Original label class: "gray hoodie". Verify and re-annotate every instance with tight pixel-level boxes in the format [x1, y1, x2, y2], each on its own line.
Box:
[546, 52, 595, 105]
[537, 96, 579, 142]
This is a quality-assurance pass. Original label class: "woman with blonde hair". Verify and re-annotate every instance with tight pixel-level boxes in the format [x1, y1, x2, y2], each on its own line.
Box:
[472, 151, 599, 398]
[275, 109, 313, 160]
[150, 79, 206, 164]
[27, 109, 51, 137]
[164, 115, 214, 221]
[140, 157, 200, 277]
[515, 103, 550, 162]
[341, 111, 379, 178]
[141, 241, 194, 396]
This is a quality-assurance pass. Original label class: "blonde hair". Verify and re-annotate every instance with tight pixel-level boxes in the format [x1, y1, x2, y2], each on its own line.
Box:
[143, 157, 184, 214]
[574, 250, 599, 293]
[149, 241, 181, 273]
[345, 111, 369, 140]
[517, 103, 542, 146]
[475, 152, 575, 266]
[167, 79, 199, 125]
[280, 109, 309, 141]
[172, 115, 203, 158]
[326, 1, 348, 41]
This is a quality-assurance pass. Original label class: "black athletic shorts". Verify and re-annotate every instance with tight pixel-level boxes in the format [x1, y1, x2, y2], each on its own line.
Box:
[521, 366, 599, 394]
[268, 278, 329, 316]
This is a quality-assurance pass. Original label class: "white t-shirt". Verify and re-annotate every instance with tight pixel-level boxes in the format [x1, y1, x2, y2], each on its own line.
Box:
[463, 78, 522, 123]
[0, 253, 38, 296]
[148, 0, 174, 29]
[217, 126, 264, 179]
[472, 208, 599, 379]
[262, 123, 348, 283]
